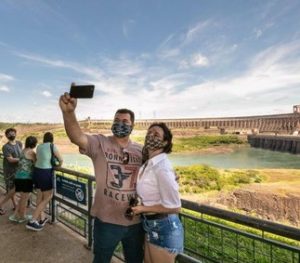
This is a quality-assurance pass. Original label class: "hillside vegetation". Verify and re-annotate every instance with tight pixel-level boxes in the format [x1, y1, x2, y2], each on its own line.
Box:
[176, 165, 264, 194]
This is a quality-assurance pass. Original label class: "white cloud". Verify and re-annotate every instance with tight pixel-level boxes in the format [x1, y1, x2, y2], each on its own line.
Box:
[179, 53, 210, 69]
[157, 20, 213, 59]
[0, 85, 10, 92]
[71, 41, 300, 119]
[102, 56, 143, 77]
[191, 53, 209, 67]
[16, 52, 104, 80]
[126, 40, 300, 119]
[0, 73, 13, 93]
[184, 20, 212, 45]
[9, 39, 300, 122]
[169, 41, 300, 118]
[0, 73, 14, 81]
[42, 90, 52, 97]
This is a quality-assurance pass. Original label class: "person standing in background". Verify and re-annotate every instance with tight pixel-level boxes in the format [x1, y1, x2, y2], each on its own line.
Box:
[26, 132, 63, 231]
[0, 128, 22, 215]
[9, 136, 37, 223]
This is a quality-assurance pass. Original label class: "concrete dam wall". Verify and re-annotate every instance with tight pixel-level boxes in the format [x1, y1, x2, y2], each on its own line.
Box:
[248, 135, 300, 154]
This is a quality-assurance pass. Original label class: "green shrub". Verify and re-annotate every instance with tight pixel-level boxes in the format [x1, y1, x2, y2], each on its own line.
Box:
[176, 165, 264, 194]
[173, 135, 244, 152]
[227, 170, 263, 185]
[176, 165, 223, 193]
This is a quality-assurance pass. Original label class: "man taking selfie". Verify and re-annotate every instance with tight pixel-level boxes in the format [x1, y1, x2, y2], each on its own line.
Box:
[59, 87, 144, 263]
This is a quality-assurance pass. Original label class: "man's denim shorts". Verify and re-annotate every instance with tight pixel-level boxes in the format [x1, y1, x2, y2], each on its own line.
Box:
[142, 214, 184, 254]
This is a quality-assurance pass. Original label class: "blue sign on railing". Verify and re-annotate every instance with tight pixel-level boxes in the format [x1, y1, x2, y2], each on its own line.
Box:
[56, 175, 87, 205]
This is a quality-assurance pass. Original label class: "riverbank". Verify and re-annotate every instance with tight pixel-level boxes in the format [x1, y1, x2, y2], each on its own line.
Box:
[180, 168, 300, 226]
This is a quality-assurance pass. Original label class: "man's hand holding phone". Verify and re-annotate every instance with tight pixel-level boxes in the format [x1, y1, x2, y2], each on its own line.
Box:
[59, 83, 95, 113]
[69, 84, 94, 99]
[59, 92, 77, 114]
[59, 83, 90, 150]
[59, 83, 78, 114]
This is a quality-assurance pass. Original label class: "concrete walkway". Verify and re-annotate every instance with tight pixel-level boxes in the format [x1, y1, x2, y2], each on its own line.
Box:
[0, 191, 93, 263]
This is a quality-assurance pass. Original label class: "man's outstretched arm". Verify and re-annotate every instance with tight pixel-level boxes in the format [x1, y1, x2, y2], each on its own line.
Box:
[59, 92, 88, 151]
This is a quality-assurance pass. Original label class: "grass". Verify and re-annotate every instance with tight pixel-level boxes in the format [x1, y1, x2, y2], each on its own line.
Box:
[173, 135, 245, 153]
[176, 165, 265, 194]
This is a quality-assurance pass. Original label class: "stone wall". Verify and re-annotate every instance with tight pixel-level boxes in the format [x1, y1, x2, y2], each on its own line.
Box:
[219, 189, 300, 226]
[248, 135, 300, 154]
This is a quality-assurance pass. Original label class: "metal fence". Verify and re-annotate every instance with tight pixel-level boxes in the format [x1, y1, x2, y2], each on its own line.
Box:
[1, 153, 300, 263]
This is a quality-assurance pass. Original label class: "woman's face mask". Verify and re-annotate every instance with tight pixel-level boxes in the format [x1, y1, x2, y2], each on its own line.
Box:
[144, 134, 166, 151]
[111, 122, 132, 138]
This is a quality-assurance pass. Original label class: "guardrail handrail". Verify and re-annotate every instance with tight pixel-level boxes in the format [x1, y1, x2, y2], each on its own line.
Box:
[181, 199, 300, 241]
[53, 165, 300, 242]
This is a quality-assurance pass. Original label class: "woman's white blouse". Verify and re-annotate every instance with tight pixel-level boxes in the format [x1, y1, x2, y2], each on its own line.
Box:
[136, 153, 181, 208]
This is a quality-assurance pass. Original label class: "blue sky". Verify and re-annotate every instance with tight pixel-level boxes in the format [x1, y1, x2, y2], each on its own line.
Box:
[0, 0, 300, 123]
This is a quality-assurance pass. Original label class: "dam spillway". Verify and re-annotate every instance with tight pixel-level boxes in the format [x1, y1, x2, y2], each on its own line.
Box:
[248, 135, 300, 154]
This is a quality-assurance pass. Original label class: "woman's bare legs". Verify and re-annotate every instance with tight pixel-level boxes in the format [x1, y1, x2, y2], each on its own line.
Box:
[32, 190, 53, 221]
[35, 189, 44, 221]
[146, 241, 176, 263]
[14, 192, 30, 218]
[144, 240, 152, 263]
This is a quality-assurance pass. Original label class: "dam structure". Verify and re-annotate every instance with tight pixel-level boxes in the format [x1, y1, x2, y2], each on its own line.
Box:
[80, 105, 300, 135]
[78, 105, 300, 154]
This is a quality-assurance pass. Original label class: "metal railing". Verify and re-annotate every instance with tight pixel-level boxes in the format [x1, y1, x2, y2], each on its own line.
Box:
[1, 153, 300, 262]
[180, 202, 300, 263]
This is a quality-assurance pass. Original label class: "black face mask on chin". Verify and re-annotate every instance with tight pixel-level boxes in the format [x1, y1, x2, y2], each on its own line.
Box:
[7, 135, 16, 141]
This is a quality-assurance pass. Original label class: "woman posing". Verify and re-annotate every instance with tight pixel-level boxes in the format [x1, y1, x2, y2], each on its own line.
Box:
[26, 132, 63, 231]
[9, 136, 37, 223]
[132, 122, 184, 263]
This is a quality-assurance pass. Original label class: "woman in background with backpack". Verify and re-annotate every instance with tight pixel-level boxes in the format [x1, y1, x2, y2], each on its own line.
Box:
[26, 132, 63, 231]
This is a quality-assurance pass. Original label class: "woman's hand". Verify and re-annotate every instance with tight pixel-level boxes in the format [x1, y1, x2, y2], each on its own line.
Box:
[131, 205, 146, 215]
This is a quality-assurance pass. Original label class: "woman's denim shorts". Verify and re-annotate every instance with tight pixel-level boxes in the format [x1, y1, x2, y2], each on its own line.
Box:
[142, 214, 184, 254]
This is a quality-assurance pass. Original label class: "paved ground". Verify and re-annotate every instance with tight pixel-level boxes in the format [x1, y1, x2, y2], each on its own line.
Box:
[0, 191, 93, 263]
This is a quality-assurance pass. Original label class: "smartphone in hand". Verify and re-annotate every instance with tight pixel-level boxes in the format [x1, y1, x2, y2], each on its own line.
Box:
[69, 85, 95, 99]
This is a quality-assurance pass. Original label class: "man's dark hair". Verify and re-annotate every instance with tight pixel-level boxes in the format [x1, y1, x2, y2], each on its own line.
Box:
[25, 136, 38, 149]
[148, 122, 173, 154]
[115, 108, 135, 124]
[43, 132, 54, 143]
[5, 128, 17, 136]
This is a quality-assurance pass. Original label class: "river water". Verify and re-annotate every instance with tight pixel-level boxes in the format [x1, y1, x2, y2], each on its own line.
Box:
[62, 146, 300, 170]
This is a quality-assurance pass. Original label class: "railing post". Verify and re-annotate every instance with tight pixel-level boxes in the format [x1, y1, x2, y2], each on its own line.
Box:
[87, 178, 93, 249]
[51, 169, 57, 223]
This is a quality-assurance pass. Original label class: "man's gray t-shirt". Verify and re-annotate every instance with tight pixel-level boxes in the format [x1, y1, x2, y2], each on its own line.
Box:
[2, 141, 22, 176]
